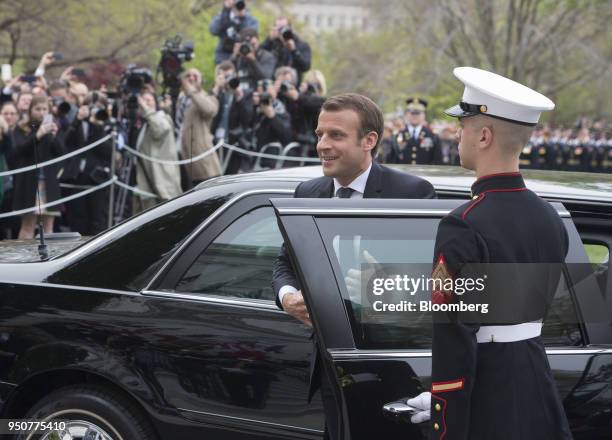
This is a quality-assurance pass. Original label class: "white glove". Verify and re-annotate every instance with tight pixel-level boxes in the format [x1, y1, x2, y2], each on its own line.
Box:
[407, 391, 431, 423]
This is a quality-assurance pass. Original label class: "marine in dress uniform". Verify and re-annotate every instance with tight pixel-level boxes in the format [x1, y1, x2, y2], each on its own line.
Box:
[407, 67, 573, 440]
[392, 98, 442, 165]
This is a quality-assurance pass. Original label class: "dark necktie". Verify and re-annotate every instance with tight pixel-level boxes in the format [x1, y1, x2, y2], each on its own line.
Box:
[337, 187, 354, 198]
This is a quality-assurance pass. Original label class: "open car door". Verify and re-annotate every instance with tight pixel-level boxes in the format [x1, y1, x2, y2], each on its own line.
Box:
[271, 197, 612, 440]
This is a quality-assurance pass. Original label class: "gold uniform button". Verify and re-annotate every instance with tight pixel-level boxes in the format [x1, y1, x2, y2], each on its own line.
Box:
[434, 423, 440, 431]
[435, 403, 441, 411]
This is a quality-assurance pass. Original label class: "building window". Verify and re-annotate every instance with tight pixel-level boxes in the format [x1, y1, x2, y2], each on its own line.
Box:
[328, 15, 334, 27]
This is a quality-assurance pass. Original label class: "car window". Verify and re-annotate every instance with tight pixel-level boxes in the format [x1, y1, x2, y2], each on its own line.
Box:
[174, 207, 282, 301]
[583, 242, 609, 299]
[315, 217, 584, 349]
[48, 193, 230, 291]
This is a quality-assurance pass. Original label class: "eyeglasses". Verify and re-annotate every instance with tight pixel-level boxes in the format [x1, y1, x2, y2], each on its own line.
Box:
[409, 110, 423, 115]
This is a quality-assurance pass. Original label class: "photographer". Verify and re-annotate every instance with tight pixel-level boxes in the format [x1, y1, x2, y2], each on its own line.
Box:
[275, 67, 325, 155]
[61, 92, 113, 235]
[133, 91, 182, 213]
[176, 68, 222, 187]
[231, 27, 276, 91]
[209, 0, 259, 65]
[249, 79, 292, 153]
[10, 94, 65, 239]
[210, 61, 254, 174]
[262, 17, 311, 84]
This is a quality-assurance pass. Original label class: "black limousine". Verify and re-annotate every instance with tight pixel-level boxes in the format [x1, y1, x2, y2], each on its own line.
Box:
[0, 165, 611, 440]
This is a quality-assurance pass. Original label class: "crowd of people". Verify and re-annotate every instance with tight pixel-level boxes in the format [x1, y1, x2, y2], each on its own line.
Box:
[0, 0, 609, 240]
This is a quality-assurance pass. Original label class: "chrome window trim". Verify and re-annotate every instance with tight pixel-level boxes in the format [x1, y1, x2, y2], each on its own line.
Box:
[277, 208, 452, 216]
[144, 188, 294, 291]
[277, 207, 571, 218]
[142, 289, 282, 312]
[328, 347, 612, 359]
[177, 407, 324, 434]
[0, 280, 138, 296]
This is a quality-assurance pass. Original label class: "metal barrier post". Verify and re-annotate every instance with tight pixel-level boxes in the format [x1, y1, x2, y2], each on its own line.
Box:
[107, 128, 117, 229]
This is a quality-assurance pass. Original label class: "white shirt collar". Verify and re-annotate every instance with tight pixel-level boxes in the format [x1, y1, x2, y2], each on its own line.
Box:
[333, 162, 372, 197]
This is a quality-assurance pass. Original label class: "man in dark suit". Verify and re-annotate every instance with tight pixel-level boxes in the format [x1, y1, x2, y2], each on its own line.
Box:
[272, 93, 435, 439]
[391, 97, 442, 165]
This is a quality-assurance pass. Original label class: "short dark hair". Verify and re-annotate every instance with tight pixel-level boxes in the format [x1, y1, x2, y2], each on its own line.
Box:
[321, 93, 384, 156]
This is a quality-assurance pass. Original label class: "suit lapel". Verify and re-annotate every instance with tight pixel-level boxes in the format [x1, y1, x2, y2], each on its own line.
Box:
[363, 161, 383, 199]
[319, 177, 334, 198]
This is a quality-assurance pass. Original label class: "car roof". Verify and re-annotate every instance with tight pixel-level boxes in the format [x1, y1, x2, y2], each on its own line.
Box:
[202, 165, 612, 204]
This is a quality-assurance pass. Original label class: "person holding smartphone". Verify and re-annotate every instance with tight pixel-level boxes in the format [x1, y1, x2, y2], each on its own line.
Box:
[10, 94, 65, 239]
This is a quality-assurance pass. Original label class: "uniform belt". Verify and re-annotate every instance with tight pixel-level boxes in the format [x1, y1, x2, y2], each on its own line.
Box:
[476, 321, 542, 343]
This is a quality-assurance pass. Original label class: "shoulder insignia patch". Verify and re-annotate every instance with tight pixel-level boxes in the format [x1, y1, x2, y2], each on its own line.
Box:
[431, 254, 453, 304]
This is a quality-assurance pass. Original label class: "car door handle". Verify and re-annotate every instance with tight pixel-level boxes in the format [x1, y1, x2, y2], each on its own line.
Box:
[382, 398, 420, 423]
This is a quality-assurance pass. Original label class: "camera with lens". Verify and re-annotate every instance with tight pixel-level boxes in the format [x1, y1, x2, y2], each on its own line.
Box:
[305, 81, 319, 95]
[239, 41, 252, 56]
[259, 92, 272, 106]
[280, 26, 294, 41]
[279, 80, 294, 94]
[235, 0, 246, 10]
[119, 65, 153, 120]
[226, 74, 241, 90]
[158, 34, 194, 93]
[52, 96, 72, 118]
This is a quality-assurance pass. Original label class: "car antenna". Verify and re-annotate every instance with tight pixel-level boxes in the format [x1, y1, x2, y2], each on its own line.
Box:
[32, 120, 49, 260]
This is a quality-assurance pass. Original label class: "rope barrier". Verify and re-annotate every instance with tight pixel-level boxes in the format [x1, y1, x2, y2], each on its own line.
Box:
[221, 143, 321, 162]
[114, 180, 158, 199]
[0, 140, 321, 219]
[121, 141, 224, 165]
[0, 134, 112, 177]
[0, 177, 116, 219]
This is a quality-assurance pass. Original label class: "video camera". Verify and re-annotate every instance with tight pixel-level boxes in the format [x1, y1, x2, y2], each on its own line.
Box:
[158, 35, 194, 94]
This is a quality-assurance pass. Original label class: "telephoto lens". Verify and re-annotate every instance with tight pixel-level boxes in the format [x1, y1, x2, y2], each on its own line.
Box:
[240, 42, 252, 56]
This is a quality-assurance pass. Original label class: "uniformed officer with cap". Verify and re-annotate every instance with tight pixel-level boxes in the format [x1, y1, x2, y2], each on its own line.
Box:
[392, 98, 442, 164]
[407, 67, 573, 440]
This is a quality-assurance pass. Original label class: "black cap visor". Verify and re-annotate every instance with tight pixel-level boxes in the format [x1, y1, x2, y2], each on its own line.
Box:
[444, 102, 479, 119]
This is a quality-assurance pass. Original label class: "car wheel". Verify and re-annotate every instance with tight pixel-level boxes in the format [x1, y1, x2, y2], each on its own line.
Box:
[16, 385, 156, 440]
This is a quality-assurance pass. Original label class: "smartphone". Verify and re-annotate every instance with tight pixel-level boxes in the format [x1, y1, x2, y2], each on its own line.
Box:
[1, 64, 11, 82]
[42, 114, 53, 125]
[71, 68, 86, 77]
[52, 52, 64, 61]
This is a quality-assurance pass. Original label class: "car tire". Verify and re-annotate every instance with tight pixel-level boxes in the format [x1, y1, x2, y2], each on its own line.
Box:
[16, 384, 156, 440]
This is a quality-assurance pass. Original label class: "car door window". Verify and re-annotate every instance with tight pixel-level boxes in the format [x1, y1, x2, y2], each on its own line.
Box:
[174, 207, 282, 301]
[583, 242, 609, 298]
[315, 217, 584, 349]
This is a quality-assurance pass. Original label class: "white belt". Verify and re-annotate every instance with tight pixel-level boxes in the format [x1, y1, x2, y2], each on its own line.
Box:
[476, 322, 542, 343]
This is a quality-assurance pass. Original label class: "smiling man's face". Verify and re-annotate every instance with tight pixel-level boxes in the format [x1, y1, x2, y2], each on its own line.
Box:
[315, 109, 373, 186]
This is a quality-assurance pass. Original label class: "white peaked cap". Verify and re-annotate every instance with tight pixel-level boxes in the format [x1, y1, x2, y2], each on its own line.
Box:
[444, 67, 555, 126]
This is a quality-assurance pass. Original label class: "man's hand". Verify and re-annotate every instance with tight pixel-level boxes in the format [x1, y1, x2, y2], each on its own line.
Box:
[213, 73, 227, 95]
[181, 76, 197, 95]
[281, 290, 311, 326]
[137, 95, 152, 114]
[284, 39, 296, 52]
[406, 392, 431, 424]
